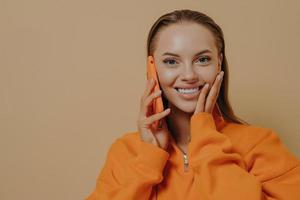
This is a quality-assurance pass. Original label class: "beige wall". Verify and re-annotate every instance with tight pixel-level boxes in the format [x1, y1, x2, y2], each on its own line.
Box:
[1, 0, 299, 199]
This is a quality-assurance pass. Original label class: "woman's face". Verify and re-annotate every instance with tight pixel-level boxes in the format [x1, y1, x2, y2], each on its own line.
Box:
[153, 22, 223, 113]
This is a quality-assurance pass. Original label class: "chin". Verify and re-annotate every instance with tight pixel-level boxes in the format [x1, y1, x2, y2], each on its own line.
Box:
[171, 99, 198, 114]
[179, 104, 197, 113]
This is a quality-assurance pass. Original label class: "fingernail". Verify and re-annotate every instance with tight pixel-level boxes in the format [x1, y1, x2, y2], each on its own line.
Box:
[205, 83, 209, 88]
[218, 73, 223, 80]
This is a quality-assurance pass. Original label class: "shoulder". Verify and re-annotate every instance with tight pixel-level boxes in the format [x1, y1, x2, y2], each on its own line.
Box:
[98, 131, 141, 184]
[223, 122, 300, 182]
[221, 121, 285, 157]
[105, 131, 141, 159]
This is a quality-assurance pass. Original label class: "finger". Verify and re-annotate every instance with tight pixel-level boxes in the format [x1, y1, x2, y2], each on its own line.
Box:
[140, 79, 157, 112]
[147, 108, 171, 125]
[141, 89, 162, 116]
[205, 71, 224, 112]
[142, 79, 156, 99]
[194, 83, 210, 113]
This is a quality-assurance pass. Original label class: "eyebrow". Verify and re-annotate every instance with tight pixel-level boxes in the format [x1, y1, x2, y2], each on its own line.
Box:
[162, 49, 212, 57]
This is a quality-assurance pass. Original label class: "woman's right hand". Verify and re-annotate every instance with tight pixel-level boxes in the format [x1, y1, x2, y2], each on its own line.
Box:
[136, 78, 171, 150]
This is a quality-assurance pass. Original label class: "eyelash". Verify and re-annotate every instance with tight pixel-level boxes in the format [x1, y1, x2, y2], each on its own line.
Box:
[163, 56, 211, 66]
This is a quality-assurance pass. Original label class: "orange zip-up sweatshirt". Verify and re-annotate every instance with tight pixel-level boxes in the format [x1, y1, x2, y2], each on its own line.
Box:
[86, 112, 300, 200]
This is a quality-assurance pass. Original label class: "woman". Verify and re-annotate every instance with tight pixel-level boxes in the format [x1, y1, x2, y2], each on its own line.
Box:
[86, 9, 300, 200]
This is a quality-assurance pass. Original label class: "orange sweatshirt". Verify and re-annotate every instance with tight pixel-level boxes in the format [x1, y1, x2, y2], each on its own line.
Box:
[86, 112, 300, 200]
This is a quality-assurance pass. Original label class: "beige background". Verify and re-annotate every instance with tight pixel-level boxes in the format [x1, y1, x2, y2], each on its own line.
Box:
[1, 0, 299, 199]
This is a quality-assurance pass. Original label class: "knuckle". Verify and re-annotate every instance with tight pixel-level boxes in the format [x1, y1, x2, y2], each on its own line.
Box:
[149, 93, 155, 100]
[147, 115, 154, 122]
[147, 94, 155, 104]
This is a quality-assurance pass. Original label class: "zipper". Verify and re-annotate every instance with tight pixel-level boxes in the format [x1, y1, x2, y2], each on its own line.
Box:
[183, 153, 189, 172]
[155, 153, 189, 200]
[155, 146, 189, 199]
[170, 136, 190, 172]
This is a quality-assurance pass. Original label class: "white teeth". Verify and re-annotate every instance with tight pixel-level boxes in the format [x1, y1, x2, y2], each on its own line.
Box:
[177, 87, 199, 94]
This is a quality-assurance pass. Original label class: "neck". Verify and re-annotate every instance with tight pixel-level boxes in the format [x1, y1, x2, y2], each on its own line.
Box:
[166, 103, 193, 146]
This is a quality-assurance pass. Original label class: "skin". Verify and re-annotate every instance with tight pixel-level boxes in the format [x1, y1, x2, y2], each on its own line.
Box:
[137, 22, 224, 154]
[152, 22, 224, 153]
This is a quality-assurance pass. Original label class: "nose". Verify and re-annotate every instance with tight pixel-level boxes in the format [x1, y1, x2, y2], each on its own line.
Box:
[181, 65, 198, 82]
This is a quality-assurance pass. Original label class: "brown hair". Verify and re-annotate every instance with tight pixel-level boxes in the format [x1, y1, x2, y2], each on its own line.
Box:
[146, 9, 250, 125]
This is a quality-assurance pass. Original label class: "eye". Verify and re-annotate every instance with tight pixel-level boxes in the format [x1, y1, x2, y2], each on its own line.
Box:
[197, 56, 211, 64]
[163, 59, 178, 66]
[162, 56, 211, 66]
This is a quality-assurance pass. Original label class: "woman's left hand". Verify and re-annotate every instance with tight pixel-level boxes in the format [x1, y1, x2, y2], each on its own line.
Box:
[194, 71, 224, 115]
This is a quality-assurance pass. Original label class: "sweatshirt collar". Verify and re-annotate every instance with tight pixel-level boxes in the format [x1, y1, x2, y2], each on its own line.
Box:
[167, 104, 226, 170]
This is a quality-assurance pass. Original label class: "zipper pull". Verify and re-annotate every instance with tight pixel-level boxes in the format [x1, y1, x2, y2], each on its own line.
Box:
[183, 153, 189, 172]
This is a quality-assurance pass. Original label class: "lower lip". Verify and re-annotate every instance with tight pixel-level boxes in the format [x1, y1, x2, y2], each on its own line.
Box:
[175, 87, 202, 100]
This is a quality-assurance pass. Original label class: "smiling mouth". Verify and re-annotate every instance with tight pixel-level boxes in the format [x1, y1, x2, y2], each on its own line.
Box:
[174, 85, 204, 94]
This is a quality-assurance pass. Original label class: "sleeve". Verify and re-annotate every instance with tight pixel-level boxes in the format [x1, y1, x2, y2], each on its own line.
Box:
[85, 137, 170, 200]
[188, 112, 300, 200]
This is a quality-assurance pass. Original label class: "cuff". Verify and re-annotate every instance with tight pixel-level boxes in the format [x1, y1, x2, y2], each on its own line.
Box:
[190, 112, 217, 132]
[135, 139, 170, 173]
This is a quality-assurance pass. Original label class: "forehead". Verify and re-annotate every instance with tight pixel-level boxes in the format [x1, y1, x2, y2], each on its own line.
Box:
[154, 22, 217, 56]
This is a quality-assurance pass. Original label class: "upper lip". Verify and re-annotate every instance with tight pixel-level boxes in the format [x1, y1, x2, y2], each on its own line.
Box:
[175, 85, 203, 89]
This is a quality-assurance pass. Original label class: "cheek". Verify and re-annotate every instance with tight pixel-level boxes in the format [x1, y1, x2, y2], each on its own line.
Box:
[196, 67, 218, 83]
[157, 69, 177, 88]
[157, 65, 219, 89]
[206, 72, 219, 89]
